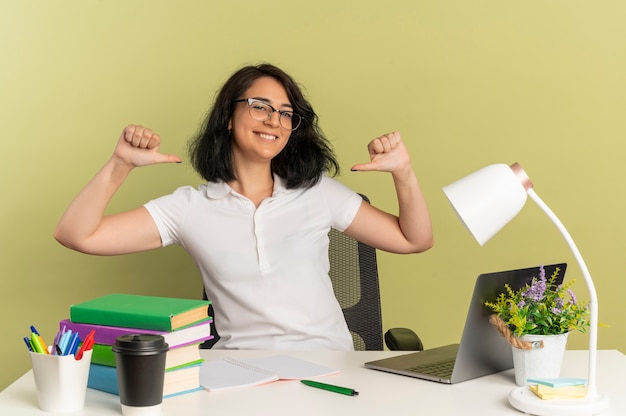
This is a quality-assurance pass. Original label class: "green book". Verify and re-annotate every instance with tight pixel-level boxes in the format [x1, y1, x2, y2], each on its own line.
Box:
[70, 293, 211, 332]
[91, 342, 205, 371]
[91, 343, 117, 367]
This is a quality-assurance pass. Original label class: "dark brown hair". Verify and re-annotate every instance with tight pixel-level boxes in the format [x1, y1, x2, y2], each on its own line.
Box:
[188, 63, 339, 188]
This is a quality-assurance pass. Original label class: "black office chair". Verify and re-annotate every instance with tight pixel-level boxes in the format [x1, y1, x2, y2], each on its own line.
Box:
[200, 194, 423, 351]
[328, 194, 423, 351]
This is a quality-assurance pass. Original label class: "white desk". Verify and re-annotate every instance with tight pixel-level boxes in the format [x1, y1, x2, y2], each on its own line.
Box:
[1, 350, 624, 415]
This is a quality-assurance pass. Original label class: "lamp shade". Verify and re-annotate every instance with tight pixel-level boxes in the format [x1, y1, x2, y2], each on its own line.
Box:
[442, 163, 530, 246]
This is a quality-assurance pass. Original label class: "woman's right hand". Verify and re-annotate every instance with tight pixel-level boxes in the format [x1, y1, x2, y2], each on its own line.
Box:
[54, 124, 177, 255]
[113, 124, 182, 167]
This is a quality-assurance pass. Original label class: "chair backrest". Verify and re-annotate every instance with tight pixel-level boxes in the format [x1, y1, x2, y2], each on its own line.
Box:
[201, 194, 384, 351]
[328, 197, 384, 351]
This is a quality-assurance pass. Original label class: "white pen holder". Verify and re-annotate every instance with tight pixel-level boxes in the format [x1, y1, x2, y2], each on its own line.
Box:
[29, 349, 92, 413]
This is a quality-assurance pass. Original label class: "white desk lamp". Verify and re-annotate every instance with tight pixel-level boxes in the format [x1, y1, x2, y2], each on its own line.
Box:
[442, 163, 609, 416]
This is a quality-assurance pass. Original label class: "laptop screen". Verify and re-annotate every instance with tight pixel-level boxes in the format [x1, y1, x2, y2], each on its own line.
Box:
[452, 263, 567, 382]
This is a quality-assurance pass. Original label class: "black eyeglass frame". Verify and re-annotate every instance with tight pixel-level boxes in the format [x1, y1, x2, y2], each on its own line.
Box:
[233, 98, 303, 131]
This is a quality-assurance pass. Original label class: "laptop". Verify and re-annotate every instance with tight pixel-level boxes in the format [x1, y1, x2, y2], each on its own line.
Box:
[364, 263, 567, 384]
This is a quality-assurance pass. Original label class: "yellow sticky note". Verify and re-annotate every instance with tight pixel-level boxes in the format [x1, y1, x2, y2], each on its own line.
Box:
[529, 384, 587, 400]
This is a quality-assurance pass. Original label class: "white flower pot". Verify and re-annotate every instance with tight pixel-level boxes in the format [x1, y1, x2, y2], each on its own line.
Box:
[511, 332, 569, 386]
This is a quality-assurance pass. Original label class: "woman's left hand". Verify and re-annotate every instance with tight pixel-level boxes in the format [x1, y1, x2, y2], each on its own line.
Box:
[350, 131, 411, 174]
[345, 130, 433, 254]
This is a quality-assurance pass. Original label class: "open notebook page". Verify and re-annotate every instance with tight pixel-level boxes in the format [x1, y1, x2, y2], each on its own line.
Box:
[200, 355, 338, 391]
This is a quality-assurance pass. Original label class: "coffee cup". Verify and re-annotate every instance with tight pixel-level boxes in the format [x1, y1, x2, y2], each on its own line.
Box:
[112, 334, 169, 416]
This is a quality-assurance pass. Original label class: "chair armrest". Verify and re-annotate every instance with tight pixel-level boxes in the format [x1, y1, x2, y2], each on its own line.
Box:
[384, 328, 424, 351]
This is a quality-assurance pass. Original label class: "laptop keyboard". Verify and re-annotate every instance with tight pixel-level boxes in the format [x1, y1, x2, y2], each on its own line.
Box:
[406, 358, 455, 378]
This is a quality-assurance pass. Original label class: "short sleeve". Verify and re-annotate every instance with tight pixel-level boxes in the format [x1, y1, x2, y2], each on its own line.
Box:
[143, 186, 195, 247]
[319, 176, 362, 232]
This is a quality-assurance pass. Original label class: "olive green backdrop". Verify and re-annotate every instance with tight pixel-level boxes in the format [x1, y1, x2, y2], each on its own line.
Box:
[2, 1, 624, 390]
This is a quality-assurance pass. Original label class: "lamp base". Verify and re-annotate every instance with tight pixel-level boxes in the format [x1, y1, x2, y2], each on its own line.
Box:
[509, 386, 609, 416]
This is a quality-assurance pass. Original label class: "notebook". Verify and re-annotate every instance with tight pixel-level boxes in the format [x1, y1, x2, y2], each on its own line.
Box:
[364, 263, 567, 384]
[200, 354, 339, 391]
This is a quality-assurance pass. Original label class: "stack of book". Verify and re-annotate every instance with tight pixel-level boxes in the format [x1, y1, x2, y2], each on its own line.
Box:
[61, 293, 212, 398]
[527, 377, 588, 400]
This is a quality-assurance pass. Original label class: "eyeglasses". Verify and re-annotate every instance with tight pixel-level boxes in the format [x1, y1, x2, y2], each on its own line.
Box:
[234, 98, 302, 131]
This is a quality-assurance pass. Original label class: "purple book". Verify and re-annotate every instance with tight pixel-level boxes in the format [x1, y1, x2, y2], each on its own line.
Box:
[59, 319, 213, 348]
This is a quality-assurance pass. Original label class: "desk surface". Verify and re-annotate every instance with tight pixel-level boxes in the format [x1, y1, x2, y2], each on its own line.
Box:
[1, 350, 624, 415]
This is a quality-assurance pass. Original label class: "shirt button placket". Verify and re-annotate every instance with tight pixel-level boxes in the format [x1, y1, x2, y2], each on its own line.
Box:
[254, 208, 269, 273]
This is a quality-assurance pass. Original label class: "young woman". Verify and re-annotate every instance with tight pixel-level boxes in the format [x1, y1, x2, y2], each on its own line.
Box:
[54, 63, 433, 350]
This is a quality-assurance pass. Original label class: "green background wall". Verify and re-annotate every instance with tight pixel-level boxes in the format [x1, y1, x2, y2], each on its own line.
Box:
[1, 1, 624, 390]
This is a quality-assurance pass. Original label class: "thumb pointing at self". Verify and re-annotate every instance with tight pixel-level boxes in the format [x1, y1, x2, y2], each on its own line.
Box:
[351, 131, 405, 172]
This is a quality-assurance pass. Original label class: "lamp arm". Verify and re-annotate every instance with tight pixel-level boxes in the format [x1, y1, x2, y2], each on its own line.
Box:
[527, 189, 599, 397]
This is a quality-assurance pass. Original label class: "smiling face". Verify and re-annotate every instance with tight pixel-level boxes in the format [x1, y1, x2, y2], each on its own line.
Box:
[228, 76, 293, 167]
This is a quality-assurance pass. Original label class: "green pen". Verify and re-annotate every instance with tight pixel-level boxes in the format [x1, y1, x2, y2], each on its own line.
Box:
[300, 380, 359, 396]
[30, 333, 46, 354]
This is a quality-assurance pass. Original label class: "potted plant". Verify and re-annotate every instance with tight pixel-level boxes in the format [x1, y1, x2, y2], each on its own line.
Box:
[485, 265, 589, 385]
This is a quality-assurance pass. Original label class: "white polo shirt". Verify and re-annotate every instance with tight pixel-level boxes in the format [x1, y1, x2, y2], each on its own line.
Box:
[144, 175, 362, 350]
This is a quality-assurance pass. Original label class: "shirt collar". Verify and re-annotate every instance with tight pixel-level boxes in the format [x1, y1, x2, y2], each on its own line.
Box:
[204, 174, 293, 200]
